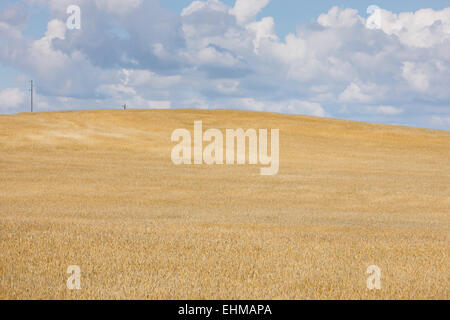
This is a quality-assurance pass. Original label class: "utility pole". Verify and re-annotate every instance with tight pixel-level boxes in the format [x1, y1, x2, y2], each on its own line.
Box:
[30, 80, 33, 113]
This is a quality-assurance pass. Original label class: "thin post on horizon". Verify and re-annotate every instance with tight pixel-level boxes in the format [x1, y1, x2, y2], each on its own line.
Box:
[30, 80, 33, 113]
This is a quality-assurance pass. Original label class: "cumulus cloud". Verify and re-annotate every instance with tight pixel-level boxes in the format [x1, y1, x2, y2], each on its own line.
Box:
[0, 88, 26, 112]
[0, 1, 449, 129]
[246, 17, 278, 54]
[402, 62, 430, 92]
[318, 6, 363, 28]
[339, 82, 373, 104]
[230, 0, 270, 25]
[182, 0, 228, 17]
[374, 8, 450, 48]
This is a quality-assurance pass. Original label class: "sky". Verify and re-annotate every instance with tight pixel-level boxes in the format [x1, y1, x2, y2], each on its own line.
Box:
[0, 0, 449, 130]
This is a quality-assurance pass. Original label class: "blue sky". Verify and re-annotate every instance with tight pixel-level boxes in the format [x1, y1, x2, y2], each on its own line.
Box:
[0, 0, 449, 130]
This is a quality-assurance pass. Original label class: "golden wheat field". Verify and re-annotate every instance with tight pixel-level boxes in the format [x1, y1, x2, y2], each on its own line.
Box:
[0, 109, 449, 299]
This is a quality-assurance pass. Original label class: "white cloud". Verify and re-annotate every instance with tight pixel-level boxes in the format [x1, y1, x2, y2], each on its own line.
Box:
[246, 17, 278, 54]
[0, 88, 26, 112]
[182, 0, 228, 16]
[374, 8, 450, 48]
[230, 0, 271, 25]
[120, 69, 181, 88]
[318, 6, 363, 28]
[183, 45, 243, 67]
[285, 100, 326, 117]
[128, 97, 171, 109]
[402, 62, 430, 92]
[45, 19, 65, 40]
[215, 79, 239, 94]
[98, 84, 137, 97]
[97, 83, 171, 109]
[339, 82, 377, 104]
[365, 106, 403, 116]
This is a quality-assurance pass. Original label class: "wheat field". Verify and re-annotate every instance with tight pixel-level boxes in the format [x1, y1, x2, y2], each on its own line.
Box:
[0, 109, 448, 299]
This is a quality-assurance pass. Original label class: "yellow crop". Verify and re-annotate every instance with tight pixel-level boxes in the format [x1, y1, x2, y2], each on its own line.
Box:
[0, 109, 448, 299]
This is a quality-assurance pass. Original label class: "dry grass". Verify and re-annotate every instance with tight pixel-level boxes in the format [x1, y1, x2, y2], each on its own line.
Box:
[0, 109, 448, 299]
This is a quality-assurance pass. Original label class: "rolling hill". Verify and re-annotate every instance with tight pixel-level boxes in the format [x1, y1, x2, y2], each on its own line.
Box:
[0, 109, 448, 299]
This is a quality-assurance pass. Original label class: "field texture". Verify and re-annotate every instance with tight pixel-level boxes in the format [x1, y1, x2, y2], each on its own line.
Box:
[0, 109, 449, 299]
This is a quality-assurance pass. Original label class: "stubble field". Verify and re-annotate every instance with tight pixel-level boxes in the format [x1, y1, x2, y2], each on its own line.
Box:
[0, 109, 448, 299]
